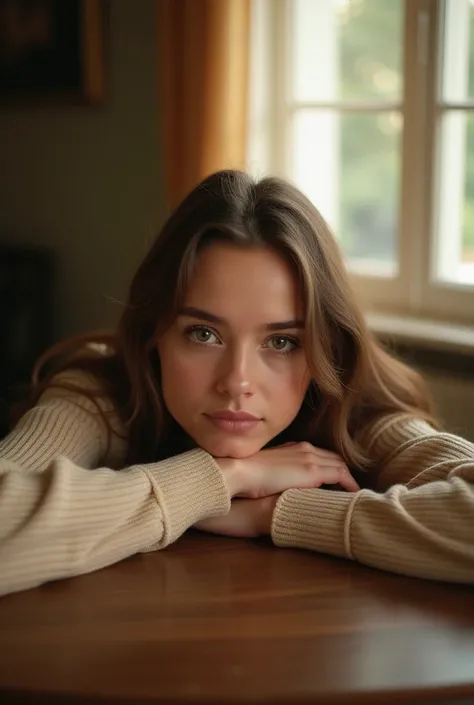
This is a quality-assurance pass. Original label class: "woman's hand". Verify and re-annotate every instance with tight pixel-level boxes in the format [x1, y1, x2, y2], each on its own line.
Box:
[216, 442, 359, 499]
[195, 495, 279, 538]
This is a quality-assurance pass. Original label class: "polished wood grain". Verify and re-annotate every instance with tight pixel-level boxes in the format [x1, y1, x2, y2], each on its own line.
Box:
[0, 531, 474, 705]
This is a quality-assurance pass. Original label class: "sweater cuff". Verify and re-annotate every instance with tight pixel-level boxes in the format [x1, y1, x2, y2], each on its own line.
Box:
[271, 488, 357, 559]
[142, 448, 231, 547]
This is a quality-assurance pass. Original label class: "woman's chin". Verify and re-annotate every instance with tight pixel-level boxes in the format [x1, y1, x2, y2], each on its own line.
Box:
[200, 436, 264, 459]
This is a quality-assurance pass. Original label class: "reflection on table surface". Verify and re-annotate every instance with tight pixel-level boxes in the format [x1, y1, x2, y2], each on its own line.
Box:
[0, 531, 473, 705]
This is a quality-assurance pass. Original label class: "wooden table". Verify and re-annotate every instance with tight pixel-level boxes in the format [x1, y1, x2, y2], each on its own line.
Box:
[0, 532, 474, 705]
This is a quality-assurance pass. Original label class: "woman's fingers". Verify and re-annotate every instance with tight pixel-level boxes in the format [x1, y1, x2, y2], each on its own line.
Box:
[307, 453, 348, 468]
[269, 443, 359, 492]
[311, 465, 360, 492]
[283, 442, 345, 464]
[227, 442, 360, 499]
[289, 444, 358, 490]
[274, 442, 346, 466]
[304, 447, 345, 464]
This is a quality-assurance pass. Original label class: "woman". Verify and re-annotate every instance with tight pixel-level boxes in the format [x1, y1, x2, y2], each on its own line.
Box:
[1, 170, 473, 596]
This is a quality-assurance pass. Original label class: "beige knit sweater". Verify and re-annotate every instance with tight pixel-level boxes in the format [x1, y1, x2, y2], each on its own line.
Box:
[1, 371, 473, 595]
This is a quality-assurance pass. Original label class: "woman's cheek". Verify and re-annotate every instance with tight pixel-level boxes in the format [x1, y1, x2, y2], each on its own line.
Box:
[174, 348, 218, 388]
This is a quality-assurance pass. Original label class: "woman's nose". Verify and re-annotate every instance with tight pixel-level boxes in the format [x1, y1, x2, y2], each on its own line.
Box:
[215, 346, 255, 399]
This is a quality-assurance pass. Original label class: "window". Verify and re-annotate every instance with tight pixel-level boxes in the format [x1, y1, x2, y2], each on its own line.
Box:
[248, 0, 474, 327]
[436, 0, 474, 286]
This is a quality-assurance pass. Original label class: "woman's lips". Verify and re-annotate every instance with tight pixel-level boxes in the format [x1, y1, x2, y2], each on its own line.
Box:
[204, 412, 262, 434]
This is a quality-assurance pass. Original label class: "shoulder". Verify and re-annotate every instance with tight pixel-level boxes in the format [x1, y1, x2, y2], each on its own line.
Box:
[40, 366, 125, 424]
[40, 368, 114, 412]
[1, 368, 127, 472]
[37, 368, 127, 462]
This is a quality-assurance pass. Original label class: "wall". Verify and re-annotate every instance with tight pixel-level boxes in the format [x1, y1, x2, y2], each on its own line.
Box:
[389, 343, 474, 443]
[0, 0, 162, 340]
[425, 370, 474, 442]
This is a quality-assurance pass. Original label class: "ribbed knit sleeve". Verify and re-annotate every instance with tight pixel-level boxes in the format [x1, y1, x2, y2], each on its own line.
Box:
[271, 418, 474, 583]
[0, 376, 230, 596]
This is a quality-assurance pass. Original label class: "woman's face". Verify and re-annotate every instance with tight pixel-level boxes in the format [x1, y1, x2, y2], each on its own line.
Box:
[157, 243, 310, 458]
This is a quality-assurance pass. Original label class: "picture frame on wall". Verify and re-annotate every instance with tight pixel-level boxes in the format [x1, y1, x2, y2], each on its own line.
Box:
[0, 0, 105, 105]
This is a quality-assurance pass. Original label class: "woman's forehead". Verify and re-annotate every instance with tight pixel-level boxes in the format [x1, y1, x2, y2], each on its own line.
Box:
[183, 243, 303, 321]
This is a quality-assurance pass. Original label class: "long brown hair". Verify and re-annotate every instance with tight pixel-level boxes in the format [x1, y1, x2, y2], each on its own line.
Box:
[27, 170, 437, 469]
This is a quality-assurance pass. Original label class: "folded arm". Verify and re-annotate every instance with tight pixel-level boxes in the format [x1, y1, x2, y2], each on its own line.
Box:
[271, 417, 474, 582]
[0, 380, 230, 596]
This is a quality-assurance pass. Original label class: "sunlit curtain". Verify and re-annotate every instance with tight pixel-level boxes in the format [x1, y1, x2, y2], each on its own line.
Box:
[158, 0, 251, 208]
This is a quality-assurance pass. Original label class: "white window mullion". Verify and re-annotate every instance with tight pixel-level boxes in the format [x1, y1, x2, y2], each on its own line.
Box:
[441, 0, 471, 104]
[435, 0, 470, 284]
[247, 0, 271, 177]
[436, 112, 468, 281]
[287, 0, 341, 230]
[247, 0, 287, 178]
[397, 0, 433, 315]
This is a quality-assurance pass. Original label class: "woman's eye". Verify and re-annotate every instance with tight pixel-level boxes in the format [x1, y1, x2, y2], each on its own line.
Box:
[187, 326, 219, 345]
[266, 335, 299, 353]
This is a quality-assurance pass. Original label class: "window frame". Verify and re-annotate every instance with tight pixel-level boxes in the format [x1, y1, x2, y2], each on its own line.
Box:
[421, 0, 474, 322]
[247, 0, 474, 327]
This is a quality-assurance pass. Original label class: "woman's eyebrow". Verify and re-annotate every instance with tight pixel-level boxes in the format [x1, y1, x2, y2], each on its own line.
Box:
[265, 320, 305, 332]
[178, 306, 305, 331]
[178, 307, 224, 325]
